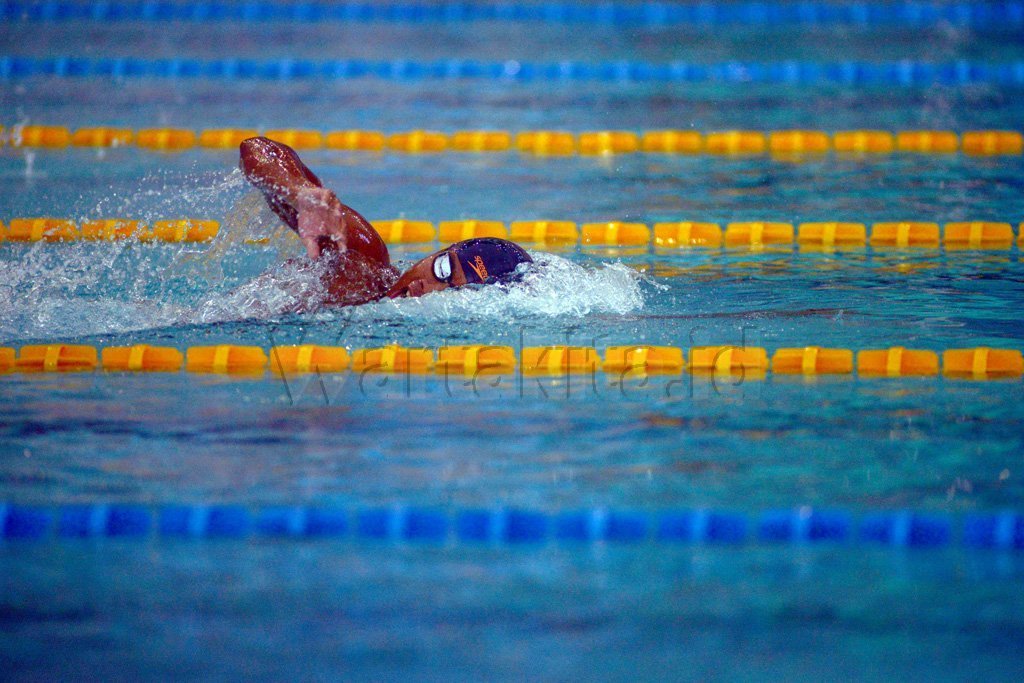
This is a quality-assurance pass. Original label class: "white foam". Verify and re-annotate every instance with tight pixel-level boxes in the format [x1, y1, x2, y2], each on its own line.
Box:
[191, 256, 331, 323]
[0, 239, 185, 339]
[189, 252, 645, 325]
[349, 252, 646, 322]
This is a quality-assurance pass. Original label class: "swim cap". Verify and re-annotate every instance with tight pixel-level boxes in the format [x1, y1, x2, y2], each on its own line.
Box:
[448, 238, 533, 285]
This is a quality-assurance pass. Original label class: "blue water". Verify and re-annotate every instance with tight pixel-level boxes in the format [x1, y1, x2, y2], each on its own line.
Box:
[3, 6, 1024, 680]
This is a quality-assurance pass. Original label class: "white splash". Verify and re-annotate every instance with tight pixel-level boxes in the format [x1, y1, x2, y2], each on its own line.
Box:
[187, 251, 645, 325]
[191, 256, 329, 323]
[0, 170, 249, 341]
[351, 252, 645, 321]
[0, 165, 646, 340]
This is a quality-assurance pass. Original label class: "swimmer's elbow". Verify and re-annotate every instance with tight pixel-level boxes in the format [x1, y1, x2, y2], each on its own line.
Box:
[238, 136, 272, 174]
[239, 137, 257, 173]
[239, 135, 267, 154]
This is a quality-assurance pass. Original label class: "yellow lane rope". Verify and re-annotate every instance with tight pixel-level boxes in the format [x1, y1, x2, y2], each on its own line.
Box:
[2, 126, 1022, 156]
[4, 217, 1022, 249]
[2, 344, 1021, 379]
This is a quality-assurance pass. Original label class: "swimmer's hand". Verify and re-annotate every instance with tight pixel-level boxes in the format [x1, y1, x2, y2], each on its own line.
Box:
[295, 186, 346, 259]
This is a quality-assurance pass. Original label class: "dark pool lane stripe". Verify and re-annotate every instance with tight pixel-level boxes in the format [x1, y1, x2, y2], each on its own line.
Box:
[2, 56, 1024, 87]
[2, 503, 1021, 550]
[4, 1, 1024, 27]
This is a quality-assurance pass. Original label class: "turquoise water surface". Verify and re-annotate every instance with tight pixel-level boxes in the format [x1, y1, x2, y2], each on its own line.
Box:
[2, 4, 1024, 680]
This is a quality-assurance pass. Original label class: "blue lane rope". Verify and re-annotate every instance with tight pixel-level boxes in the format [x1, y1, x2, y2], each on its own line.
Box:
[1, 503, 1022, 549]
[4, 1, 1024, 27]
[2, 56, 1024, 86]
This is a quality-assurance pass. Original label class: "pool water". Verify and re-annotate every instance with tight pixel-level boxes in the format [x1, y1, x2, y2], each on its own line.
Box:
[2, 4, 1024, 680]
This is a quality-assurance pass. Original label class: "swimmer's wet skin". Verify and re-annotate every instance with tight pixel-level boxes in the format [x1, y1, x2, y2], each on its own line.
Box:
[239, 136, 532, 307]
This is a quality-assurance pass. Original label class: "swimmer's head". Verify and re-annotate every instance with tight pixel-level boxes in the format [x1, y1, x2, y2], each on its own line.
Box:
[386, 238, 533, 298]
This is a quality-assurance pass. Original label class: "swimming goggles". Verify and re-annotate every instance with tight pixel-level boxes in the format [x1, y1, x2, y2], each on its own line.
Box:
[432, 251, 452, 282]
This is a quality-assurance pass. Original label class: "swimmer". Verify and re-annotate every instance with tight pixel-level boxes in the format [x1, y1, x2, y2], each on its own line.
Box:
[239, 137, 532, 307]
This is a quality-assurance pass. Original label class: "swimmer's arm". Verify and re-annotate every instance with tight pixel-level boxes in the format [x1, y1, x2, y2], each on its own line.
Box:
[239, 137, 390, 265]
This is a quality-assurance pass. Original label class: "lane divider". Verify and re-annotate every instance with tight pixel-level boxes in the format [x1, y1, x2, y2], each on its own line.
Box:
[0, 218, 219, 242]
[3, 57, 1024, 87]
[2, 344, 1022, 379]
[6, 1, 1024, 27]
[1, 502, 1020, 550]
[4, 126, 1023, 156]
[6, 217, 1024, 250]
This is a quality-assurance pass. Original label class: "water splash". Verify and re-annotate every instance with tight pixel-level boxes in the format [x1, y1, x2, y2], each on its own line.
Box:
[0, 169, 253, 342]
[188, 252, 645, 326]
[0, 167, 646, 342]
[351, 252, 645, 321]
[191, 255, 330, 323]
[22, 150, 42, 179]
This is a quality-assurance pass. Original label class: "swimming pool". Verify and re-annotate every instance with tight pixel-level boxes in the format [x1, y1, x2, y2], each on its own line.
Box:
[3, 2, 1024, 679]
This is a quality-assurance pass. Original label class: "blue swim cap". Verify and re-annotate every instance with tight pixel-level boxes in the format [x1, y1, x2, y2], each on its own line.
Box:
[448, 238, 533, 285]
